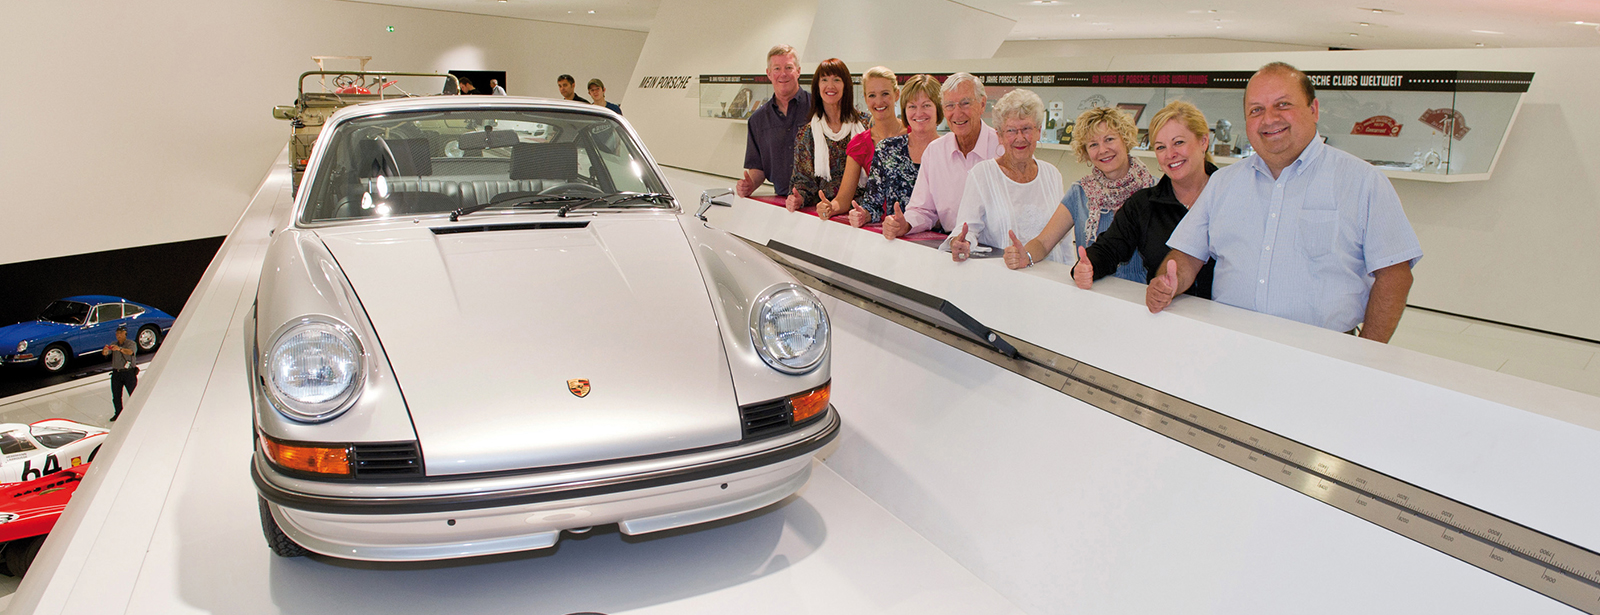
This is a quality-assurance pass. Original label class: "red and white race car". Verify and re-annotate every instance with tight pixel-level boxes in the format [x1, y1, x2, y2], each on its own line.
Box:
[0, 464, 89, 575]
[0, 420, 107, 485]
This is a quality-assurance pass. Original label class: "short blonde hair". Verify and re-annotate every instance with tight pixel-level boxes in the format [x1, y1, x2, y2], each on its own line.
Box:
[1147, 100, 1213, 164]
[993, 89, 1045, 129]
[899, 74, 943, 126]
[767, 44, 798, 64]
[1071, 107, 1139, 164]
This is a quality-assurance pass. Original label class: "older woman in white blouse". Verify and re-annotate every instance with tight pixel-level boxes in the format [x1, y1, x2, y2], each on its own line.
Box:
[947, 89, 1067, 265]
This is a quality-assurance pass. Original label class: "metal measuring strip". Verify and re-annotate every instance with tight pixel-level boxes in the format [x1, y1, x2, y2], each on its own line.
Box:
[756, 240, 1600, 613]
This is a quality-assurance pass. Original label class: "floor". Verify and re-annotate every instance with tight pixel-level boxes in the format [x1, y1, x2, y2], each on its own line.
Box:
[1390, 308, 1600, 398]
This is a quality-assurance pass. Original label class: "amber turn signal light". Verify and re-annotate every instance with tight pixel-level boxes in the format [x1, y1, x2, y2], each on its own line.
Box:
[789, 383, 830, 423]
[262, 436, 351, 475]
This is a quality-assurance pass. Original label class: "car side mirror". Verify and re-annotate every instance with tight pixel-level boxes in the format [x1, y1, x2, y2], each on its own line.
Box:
[696, 188, 734, 221]
[273, 105, 299, 121]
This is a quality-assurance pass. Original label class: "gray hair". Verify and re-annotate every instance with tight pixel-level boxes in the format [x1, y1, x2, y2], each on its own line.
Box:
[993, 88, 1045, 129]
[940, 72, 985, 101]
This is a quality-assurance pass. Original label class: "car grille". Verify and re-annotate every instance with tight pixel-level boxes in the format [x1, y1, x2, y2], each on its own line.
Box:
[740, 399, 792, 440]
[351, 442, 422, 478]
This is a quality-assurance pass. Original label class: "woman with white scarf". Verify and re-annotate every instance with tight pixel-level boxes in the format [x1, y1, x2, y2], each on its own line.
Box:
[787, 58, 866, 212]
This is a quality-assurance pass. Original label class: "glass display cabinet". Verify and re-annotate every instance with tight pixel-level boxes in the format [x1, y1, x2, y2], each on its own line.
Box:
[699, 69, 1532, 183]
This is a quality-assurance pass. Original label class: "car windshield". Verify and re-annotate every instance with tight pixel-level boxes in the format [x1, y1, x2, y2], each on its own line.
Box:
[301, 108, 670, 224]
[38, 301, 90, 325]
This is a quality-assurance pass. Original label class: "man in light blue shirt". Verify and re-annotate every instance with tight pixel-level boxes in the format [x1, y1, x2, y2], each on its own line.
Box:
[1147, 62, 1422, 343]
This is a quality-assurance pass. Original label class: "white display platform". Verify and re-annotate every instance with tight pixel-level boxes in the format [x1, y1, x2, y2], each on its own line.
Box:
[8, 156, 1596, 614]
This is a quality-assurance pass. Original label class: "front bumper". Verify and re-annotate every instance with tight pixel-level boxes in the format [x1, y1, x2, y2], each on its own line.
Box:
[254, 406, 839, 561]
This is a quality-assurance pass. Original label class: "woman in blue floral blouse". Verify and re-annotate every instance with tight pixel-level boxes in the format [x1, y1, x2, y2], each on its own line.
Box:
[848, 74, 944, 227]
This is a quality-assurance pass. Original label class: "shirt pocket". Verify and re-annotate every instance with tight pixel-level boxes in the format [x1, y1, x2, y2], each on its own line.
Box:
[1297, 209, 1338, 259]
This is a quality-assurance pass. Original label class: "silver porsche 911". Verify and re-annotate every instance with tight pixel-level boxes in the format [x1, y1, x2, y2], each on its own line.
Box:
[247, 96, 838, 562]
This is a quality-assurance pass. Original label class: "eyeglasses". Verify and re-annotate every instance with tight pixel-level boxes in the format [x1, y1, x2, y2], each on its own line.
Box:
[1003, 125, 1039, 138]
[942, 99, 980, 112]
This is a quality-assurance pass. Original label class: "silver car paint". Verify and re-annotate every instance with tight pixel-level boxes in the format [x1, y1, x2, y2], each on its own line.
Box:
[315, 213, 741, 475]
[252, 228, 419, 444]
[268, 455, 815, 562]
[677, 218, 830, 404]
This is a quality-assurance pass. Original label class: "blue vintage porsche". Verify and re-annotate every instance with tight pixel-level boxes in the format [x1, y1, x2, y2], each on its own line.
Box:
[0, 296, 175, 374]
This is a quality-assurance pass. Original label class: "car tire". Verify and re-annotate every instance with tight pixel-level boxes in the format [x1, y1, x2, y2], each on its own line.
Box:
[4, 536, 43, 577]
[136, 325, 160, 352]
[40, 345, 69, 374]
[258, 497, 309, 558]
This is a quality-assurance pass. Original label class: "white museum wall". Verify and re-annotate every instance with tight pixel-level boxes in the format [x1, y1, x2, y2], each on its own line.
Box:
[994, 38, 1325, 58]
[0, 0, 645, 267]
[623, 15, 1600, 340]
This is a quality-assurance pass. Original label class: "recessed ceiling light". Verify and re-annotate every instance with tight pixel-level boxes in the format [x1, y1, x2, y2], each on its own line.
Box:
[1574, 21, 1600, 26]
[1359, 7, 1402, 15]
[1475, 42, 1485, 47]
[1071, 13, 1081, 17]
[1470, 29, 1502, 34]
[1207, 8, 1218, 13]
[1026, 0, 1060, 5]
[1349, 32, 1359, 36]
[587, 9, 595, 13]
[1359, 22, 1369, 26]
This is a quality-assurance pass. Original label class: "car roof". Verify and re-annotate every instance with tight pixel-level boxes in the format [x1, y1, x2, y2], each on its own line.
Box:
[62, 295, 127, 304]
[323, 95, 621, 126]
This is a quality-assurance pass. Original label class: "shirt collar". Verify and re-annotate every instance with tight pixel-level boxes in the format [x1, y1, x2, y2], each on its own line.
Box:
[947, 122, 998, 162]
[1248, 132, 1325, 179]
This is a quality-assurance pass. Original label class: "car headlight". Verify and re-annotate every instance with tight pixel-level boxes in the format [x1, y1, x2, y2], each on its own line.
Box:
[262, 318, 365, 422]
[749, 284, 829, 374]
[16, 341, 25, 353]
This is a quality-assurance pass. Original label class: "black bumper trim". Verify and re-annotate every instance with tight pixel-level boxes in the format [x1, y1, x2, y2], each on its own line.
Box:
[254, 406, 839, 516]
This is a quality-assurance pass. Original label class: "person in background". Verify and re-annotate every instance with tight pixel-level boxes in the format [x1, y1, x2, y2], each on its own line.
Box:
[787, 58, 865, 212]
[847, 74, 943, 227]
[882, 72, 998, 239]
[1149, 62, 1422, 343]
[557, 74, 590, 104]
[103, 324, 136, 422]
[588, 78, 622, 115]
[945, 89, 1066, 266]
[457, 77, 477, 95]
[1074, 100, 1217, 298]
[737, 45, 810, 198]
[817, 66, 903, 220]
[490, 78, 506, 96]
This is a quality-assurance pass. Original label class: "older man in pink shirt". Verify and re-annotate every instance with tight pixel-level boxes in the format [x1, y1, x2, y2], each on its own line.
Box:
[883, 73, 1000, 239]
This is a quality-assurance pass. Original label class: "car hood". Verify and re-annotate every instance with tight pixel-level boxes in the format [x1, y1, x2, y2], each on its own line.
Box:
[0, 321, 68, 348]
[317, 215, 741, 476]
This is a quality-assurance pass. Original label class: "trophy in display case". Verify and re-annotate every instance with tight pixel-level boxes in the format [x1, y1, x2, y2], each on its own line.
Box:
[1212, 119, 1234, 157]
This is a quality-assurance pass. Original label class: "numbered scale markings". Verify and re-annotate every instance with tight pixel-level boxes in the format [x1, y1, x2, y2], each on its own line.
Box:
[763, 245, 1600, 613]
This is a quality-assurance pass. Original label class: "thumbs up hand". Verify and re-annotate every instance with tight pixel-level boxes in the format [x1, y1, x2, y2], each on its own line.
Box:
[848, 201, 869, 228]
[1146, 259, 1179, 313]
[1003, 231, 1030, 270]
[815, 191, 836, 219]
[950, 223, 972, 262]
[882, 202, 909, 239]
[785, 190, 805, 212]
[1073, 246, 1095, 289]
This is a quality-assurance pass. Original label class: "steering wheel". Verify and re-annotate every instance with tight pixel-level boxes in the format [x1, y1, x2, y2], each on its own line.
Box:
[333, 74, 361, 89]
[539, 182, 605, 196]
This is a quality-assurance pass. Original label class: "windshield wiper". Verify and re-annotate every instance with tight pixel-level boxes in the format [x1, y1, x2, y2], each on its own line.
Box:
[556, 192, 675, 217]
[450, 195, 589, 221]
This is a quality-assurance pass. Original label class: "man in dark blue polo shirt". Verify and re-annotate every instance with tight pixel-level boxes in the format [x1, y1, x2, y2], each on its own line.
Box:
[737, 45, 811, 198]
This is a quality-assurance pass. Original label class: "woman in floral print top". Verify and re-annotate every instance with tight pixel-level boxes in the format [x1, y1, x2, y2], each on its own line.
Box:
[850, 74, 944, 227]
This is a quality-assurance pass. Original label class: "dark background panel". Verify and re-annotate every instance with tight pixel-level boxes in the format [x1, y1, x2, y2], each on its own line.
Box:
[448, 70, 508, 95]
[0, 236, 225, 328]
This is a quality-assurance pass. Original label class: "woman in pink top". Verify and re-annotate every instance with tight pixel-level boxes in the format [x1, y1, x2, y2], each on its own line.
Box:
[816, 66, 905, 220]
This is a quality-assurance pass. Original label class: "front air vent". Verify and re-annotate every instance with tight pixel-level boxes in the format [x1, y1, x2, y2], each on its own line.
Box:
[352, 441, 422, 478]
[740, 399, 792, 440]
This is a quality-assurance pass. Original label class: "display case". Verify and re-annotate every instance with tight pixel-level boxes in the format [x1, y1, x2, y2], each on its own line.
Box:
[970, 70, 1532, 183]
[700, 74, 869, 121]
[700, 69, 1533, 183]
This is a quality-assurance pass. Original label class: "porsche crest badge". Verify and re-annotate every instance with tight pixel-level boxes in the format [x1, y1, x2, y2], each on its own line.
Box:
[568, 379, 591, 398]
